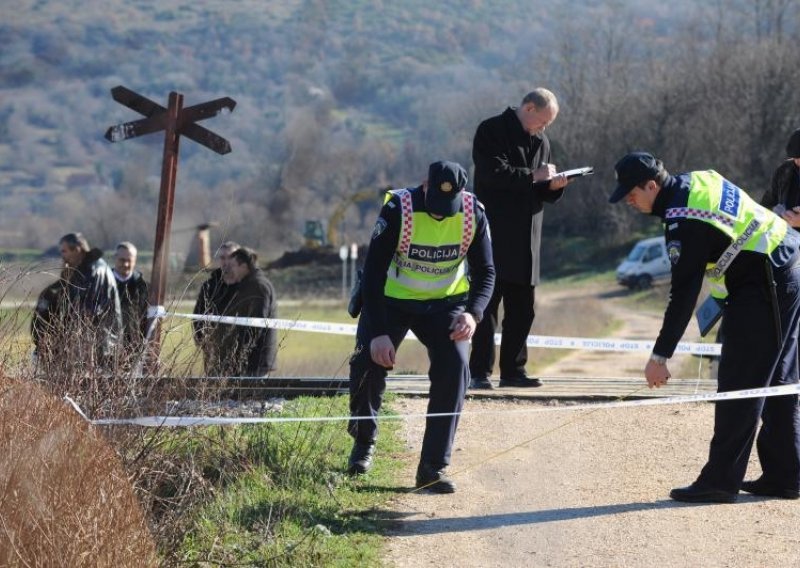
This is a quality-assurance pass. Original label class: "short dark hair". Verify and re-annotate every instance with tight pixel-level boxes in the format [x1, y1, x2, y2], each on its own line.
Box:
[59, 232, 90, 252]
[654, 166, 670, 187]
[219, 240, 240, 252]
[230, 247, 258, 272]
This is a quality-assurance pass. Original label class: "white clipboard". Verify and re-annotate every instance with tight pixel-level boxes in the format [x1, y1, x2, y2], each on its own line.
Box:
[562, 166, 594, 179]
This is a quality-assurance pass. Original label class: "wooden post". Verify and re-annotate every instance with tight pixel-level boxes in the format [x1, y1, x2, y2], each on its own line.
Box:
[147, 91, 183, 357]
[105, 85, 235, 370]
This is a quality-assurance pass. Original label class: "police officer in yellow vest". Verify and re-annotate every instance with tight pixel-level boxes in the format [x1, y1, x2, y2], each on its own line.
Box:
[347, 161, 495, 493]
[610, 152, 800, 503]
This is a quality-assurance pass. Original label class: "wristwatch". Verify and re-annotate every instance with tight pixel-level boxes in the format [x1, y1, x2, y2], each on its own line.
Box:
[649, 353, 668, 365]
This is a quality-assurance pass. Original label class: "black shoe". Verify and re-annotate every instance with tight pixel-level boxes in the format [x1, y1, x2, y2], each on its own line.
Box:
[469, 377, 494, 390]
[347, 442, 375, 475]
[669, 483, 737, 503]
[415, 463, 456, 494]
[498, 376, 542, 388]
[741, 478, 800, 499]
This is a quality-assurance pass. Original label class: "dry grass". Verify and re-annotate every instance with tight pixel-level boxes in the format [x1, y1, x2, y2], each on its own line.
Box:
[0, 374, 158, 567]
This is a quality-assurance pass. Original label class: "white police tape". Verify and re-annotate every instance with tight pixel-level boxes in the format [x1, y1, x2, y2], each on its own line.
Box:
[160, 309, 722, 356]
[69, 383, 800, 428]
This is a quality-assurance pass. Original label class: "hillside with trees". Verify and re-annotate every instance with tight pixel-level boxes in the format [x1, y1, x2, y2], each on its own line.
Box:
[2, 0, 799, 264]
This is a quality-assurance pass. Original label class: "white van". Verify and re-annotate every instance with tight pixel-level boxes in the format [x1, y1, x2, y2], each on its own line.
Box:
[616, 236, 671, 290]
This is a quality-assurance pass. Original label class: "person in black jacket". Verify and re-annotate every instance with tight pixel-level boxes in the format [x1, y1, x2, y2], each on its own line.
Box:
[193, 241, 239, 373]
[31, 268, 70, 372]
[207, 247, 278, 377]
[58, 232, 123, 370]
[468, 88, 570, 389]
[761, 128, 800, 231]
[112, 242, 149, 357]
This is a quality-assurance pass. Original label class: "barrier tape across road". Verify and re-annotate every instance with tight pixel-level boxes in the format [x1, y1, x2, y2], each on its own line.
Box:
[157, 308, 722, 357]
[62, 306, 743, 428]
[68, 383, 800, 428]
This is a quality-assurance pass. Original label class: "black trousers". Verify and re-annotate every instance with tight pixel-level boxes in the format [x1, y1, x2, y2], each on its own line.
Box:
[469, 279, 535, 379]
[348, 303, 469, 467]
[697, 263, 800, 492]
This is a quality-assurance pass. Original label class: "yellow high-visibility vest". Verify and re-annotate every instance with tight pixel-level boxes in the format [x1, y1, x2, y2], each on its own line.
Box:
[384, 188, 476, 301]
[665, 170, 788, 299]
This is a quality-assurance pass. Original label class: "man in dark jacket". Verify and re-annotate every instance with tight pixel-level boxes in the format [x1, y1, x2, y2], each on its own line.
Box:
[468, 88, 570, 389]
[193, 241, 239, 373]
[761, 128, 800, 232]
[58, 232, 123, 369]
[207, 247, 278, 376]
[112, 241, 149, 355]
[31, 268, 69, 372]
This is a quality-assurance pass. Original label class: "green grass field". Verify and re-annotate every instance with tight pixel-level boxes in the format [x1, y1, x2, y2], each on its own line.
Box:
[1, 273, 621, 378]
[156, 300, 432, 378]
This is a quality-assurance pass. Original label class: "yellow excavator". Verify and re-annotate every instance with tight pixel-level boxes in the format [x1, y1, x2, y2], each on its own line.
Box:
[304, 186, 390, 248]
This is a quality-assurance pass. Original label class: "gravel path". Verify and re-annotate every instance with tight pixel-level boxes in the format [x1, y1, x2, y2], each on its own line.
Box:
[382, 284, 800, 567]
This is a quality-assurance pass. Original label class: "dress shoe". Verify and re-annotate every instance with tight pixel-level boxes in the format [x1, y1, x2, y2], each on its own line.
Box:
[415, 463, 456, 494]
[347, 442, 375, 475]
[741, 478, 800, 499]
[469, 377, 494, 390]
[669, 483, 737, 503]
[498, 376, 542, 388]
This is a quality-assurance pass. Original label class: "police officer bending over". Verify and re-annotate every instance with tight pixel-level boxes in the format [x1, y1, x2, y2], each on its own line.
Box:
[610, 152, 800, 503]
[347, 160, 495, 493]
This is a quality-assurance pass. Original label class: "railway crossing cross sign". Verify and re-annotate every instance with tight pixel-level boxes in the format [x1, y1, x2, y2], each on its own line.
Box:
[105, 85, 236, 356]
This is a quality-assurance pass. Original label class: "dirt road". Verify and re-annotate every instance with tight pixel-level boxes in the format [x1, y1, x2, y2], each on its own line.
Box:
[382, 284, 800, 567]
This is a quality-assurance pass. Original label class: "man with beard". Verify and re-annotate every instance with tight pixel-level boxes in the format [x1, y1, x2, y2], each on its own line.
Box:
[208, 246, 278, 376]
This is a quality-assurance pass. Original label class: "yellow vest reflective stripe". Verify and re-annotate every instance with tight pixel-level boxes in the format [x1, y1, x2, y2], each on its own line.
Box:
[384, 188, 475, 300]
[665, 170, 788, 300]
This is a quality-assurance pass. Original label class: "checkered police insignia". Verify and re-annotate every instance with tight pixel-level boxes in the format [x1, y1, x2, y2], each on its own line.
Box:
[372, 217, 388, 240]
[667, 240, 681, 265]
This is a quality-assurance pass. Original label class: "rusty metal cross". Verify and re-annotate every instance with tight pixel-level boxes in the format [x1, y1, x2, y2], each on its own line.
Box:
[105, 85, 236, 358]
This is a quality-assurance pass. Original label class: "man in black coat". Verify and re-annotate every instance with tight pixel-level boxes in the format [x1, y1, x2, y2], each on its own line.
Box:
[208, 247, 278, 376]
[468, 88, 570, 389]
[193, 241, 240, 374]
[761, 128, 800, 232]
[112, 242, 149, 354]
